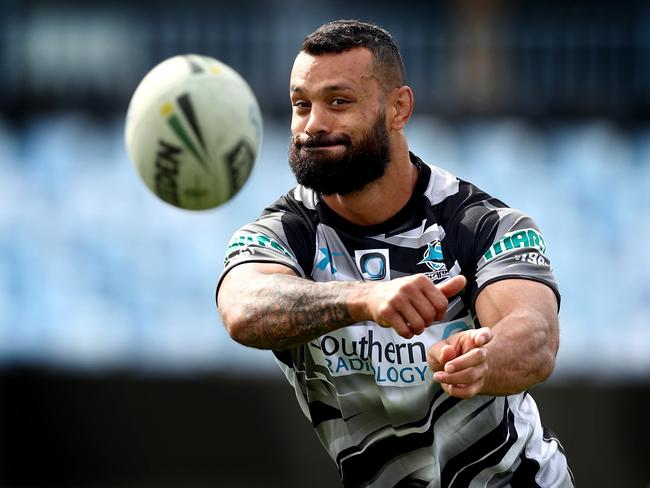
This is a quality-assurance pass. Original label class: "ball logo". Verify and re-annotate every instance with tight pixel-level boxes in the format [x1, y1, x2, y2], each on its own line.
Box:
[153, 139, 182, 206]
[159, 93, 210, 171]
[226, 140, 255, 194]
[355, 249, 390, 281]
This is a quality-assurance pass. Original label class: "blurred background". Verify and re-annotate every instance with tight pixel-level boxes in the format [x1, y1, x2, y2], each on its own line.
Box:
[0, 0, 649, 486]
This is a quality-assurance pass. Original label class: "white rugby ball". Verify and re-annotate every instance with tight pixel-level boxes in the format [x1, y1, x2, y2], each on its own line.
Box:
[125, 54, 262, 210]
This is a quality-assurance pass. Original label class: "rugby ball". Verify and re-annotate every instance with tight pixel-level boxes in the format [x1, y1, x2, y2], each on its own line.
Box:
[125, 54, 262, 210]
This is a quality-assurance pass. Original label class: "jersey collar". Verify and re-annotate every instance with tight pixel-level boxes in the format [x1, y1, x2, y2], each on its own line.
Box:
[317, 152, 431, 237]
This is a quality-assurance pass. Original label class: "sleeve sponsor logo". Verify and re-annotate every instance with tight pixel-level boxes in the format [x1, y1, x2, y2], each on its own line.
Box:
[355, 249, 390, 281]
[483, 228, 547, 262]
[224, 231, 293, 265]
[514, 251, 551, 267]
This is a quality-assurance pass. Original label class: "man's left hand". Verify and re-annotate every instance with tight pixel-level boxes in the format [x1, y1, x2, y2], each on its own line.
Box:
[427, 327, 493, 399]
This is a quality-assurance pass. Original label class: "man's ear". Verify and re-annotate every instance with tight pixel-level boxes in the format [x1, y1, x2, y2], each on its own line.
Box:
[388, 86, 414, 131]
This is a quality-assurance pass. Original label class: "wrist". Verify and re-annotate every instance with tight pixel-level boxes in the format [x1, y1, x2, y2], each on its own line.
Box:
[345, 281, 373, 323]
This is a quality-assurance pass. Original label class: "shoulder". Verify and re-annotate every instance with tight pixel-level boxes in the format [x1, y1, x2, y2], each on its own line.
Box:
[220, 185, 321, 283]
[418, 159, 537, 262]
[260, 185, 320, 235]
[419, 161, 502, 231]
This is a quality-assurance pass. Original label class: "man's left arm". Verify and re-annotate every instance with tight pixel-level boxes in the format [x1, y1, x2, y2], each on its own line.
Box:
[428, 278, 559, 399]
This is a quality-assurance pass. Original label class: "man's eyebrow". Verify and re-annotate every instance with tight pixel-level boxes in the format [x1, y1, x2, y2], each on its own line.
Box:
[321, 84, 354, 92]
[290, 84, 354, 94]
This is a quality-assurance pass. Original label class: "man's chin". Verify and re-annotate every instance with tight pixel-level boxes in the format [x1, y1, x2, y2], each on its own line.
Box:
[299, 179, 371, 197]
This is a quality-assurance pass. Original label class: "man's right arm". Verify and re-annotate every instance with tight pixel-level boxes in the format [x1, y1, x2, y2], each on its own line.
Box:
[217, 262, 467, 351]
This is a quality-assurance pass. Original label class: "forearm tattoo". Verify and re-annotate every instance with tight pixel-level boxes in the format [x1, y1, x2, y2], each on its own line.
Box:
[240, 275, 357, 350]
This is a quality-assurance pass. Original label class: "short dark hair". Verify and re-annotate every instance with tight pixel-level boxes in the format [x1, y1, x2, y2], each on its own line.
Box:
[301, 19, 406, 90]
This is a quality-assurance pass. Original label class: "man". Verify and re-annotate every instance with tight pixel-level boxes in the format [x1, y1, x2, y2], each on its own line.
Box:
[217, 20, 574, 488]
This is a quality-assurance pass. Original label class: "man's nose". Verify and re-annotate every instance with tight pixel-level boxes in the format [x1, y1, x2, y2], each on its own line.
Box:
[304, 105, 331, 136]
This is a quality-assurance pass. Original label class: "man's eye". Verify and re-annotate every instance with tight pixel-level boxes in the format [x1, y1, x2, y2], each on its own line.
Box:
[332, 98, 349, 106]
[292, 101, 309, 109]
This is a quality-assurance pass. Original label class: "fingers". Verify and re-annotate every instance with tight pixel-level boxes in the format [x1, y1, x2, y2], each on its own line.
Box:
[437, 275, 467, 298]
[399, 301, 428, 335]
[432, 327, 492, 399]
[439, 344, 458, 369]
[421, 285, 450, 322]
[427, 343, 457, 372]
[378, 308, 414, 339]
[457, 327, 493, 354]
[422, 275, 467, 322]
[470, 327, 492, 347]
[436, 347, 487, 381]
[369, 273, 467, 337]
[433, 348, 489, 399]
[406, 290, 436, 333]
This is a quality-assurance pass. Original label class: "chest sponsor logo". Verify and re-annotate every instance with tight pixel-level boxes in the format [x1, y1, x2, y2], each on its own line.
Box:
[483, 228, 547, 262]
[310, 319, 472, 387]
[355, 249, 390, 281]
[418, 240, 450, 282]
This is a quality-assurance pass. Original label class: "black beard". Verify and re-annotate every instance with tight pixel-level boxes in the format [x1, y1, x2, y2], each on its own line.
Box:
[288, 112, 390, 196]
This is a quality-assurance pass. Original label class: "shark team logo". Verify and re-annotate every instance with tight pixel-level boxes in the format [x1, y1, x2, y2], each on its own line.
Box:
[418, 240, 449, 282]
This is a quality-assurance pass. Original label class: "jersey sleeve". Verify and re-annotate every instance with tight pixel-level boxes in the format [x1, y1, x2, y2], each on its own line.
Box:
[471, 207, 560, 305]
[216, 197, 316, 296]
[450, 190, 560, 311]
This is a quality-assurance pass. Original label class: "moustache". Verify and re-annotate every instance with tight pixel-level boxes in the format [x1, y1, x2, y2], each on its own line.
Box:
[294, 133, 352, 148]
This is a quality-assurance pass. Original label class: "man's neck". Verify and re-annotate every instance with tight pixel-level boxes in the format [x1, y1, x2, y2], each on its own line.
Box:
[321, 149, 419, 227]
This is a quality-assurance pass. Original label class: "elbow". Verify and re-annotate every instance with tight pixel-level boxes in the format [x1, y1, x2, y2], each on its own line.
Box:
[538, 317, 560, 382]
[223, 314, 246, 345]
[533, 326, 559, 384]
[536, 348, 556, 383]
[218, 300, 253, 346]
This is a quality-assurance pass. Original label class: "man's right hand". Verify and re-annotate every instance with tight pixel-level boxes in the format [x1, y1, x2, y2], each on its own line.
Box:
[351, 274, 467, 339]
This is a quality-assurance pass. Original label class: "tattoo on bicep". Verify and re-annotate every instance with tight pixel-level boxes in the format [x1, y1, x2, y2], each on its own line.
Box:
[243, 276, 354, 349]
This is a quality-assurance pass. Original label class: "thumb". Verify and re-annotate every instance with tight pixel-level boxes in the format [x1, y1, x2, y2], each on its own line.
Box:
[437, 275, 467, 298]
[470, 327, 493, 347]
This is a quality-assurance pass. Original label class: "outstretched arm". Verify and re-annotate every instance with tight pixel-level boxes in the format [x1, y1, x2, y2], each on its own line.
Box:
[427, 279, 559, 398]
[218, 263, 358, 350]
[217, 262, 466, 350]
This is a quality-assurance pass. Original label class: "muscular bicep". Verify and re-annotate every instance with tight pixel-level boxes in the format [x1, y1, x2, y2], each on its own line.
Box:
[475, 279, 559, 331]
[217, 262, 299, 308]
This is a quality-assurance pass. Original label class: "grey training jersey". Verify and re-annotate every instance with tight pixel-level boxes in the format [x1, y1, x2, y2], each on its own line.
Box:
[218, 154, 574, 488]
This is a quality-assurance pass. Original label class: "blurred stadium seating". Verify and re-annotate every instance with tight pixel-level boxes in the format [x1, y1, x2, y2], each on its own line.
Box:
[0, 113, 648, 379]
[2, 3, 650, 487]
[1, 1, 650, 381]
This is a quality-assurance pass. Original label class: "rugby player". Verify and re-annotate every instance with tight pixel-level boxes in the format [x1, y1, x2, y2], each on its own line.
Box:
[218, 19, 573, 488]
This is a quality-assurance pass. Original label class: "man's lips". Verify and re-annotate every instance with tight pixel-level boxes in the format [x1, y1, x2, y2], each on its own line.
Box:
[302, 144, 345, 150]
